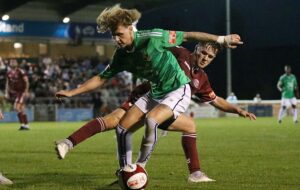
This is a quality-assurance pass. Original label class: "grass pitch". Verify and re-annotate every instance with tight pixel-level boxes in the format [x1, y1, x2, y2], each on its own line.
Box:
[0, 117, 300, 190]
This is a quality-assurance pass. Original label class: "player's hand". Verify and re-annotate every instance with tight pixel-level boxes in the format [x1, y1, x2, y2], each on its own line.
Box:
[217, 34, 243, 49]
[24, 91, 29, 98]
[55, 90, 73, 99]
[238, 110, 256, 120]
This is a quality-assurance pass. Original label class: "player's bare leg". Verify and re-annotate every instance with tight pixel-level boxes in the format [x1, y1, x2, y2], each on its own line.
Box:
[55, 108, 126, 159]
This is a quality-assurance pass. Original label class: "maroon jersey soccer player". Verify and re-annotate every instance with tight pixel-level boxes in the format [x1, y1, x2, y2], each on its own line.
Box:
[55, 42, 256, 183]
[5, 59, 30, 130]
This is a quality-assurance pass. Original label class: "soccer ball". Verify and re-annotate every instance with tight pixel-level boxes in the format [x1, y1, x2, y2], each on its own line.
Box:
[118, 164, 148, 190]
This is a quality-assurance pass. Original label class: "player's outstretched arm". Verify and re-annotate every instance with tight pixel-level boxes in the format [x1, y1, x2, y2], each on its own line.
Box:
[56, 76, 106, 98]
[210, 96, 256, 120]
[0, 110, 4, 120]
[4, 79, 9, 99]
[183, 32, 243, 49]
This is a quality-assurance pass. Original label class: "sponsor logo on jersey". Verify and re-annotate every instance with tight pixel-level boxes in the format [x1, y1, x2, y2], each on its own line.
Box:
[169, 31, 176, 44]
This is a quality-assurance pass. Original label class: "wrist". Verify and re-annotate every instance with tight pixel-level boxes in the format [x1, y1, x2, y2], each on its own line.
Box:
[217, 36, 225, 44]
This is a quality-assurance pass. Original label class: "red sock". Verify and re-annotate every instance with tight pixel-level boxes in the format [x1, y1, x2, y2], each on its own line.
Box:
[68, 117, 107, 146]
[22, 113, 28, 124]
[17, 112, 23, 124]
[181, 134, 201, 174]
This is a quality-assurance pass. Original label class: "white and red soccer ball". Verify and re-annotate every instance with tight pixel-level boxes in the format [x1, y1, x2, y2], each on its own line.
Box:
[118, 164, 148, 190]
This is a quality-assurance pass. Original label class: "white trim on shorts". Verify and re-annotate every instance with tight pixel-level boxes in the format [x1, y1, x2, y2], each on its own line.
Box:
[134, 84, 191, 118]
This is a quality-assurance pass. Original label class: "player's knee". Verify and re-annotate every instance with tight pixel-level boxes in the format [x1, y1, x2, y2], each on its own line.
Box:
[282, 106, 286, 110]
[292, 105, 297, 109]
[104, 115, 121, 130]
[182, 122, 196, 134]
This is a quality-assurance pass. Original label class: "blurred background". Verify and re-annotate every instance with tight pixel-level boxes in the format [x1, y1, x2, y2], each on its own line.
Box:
[0, 0, 299, 121]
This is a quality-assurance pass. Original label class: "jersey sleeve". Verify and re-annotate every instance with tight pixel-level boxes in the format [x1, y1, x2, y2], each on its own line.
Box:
[99, 51, 123, 79]
[193, 74, 217, 103]
[194, 88, 217, 103]
[135, 29, 184, 48]
[162, 30, 184, 47]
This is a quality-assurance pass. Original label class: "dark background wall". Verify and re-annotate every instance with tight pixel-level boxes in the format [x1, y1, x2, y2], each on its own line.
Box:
[138, 0, 300, 99]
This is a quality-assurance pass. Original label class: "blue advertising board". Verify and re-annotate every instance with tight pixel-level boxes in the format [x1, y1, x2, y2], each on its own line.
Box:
[56, 108, 93, 121]
[68, 22, 111, 39]
[0, 108, 34, 122]
[0, 20, 111, 39]
[0, 20, 68, 38]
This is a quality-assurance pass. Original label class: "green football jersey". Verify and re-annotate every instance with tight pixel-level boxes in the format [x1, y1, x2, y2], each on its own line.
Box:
[278, 74, 298, 98]
[100, 28, 190, 99]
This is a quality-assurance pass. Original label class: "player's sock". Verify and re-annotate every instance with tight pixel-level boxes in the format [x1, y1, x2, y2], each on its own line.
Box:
[17, 112, 23, 124]
[278, 107, 286, 122]
[292, 108, 298, 122]
[136, 118, 158, 167]
[116, 124, 133, 168]
[22, 113, 29, 128]
[67, 117, 107, 146]
[182, 133, 200, 174]
[22, 113, 28, 124]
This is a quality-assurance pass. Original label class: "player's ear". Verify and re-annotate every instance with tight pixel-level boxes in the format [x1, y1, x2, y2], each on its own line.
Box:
[128, 25, 133, 31]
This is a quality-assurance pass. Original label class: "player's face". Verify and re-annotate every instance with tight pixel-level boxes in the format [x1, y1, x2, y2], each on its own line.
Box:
[10, 59, 18, 69]
[195, 45, 217, 69]
[285, 66, 291, 74]
[111, 24, 134, 49]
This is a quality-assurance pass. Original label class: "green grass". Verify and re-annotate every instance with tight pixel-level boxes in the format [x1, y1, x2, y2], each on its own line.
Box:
[0, 117, 300, 190]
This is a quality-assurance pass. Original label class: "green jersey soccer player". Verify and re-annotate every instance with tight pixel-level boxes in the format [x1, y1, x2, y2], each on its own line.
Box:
[277, 65, 299, 123]
[56, 4, 243, 169]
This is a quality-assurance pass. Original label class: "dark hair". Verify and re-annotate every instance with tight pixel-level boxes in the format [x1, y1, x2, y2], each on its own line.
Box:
[194, 41, 222, 54]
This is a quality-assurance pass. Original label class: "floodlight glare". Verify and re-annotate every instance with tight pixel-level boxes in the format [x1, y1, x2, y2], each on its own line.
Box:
[14, 42, 23, 49]
[2, 14, 9, 21]
[63, 17, 70, 23]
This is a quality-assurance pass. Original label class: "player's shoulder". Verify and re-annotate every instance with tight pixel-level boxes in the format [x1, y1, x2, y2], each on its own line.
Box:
[169, 46, 191, 59]
[279, 74, 287, 79]
[171, 46, 191, 53]
[291, 74, 297, 78]
[136, 28, 164, 38]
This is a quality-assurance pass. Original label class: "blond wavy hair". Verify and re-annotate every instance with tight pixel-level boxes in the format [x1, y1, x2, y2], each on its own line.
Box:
[96, 4, 141, 33]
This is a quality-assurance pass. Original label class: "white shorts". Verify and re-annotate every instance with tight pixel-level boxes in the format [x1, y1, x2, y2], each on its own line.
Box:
[281, 97, 297, 108]
[135, 84, 191, 118]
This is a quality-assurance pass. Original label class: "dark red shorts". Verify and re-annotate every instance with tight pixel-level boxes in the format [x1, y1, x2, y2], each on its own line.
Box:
[9, 92, 26, 104]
